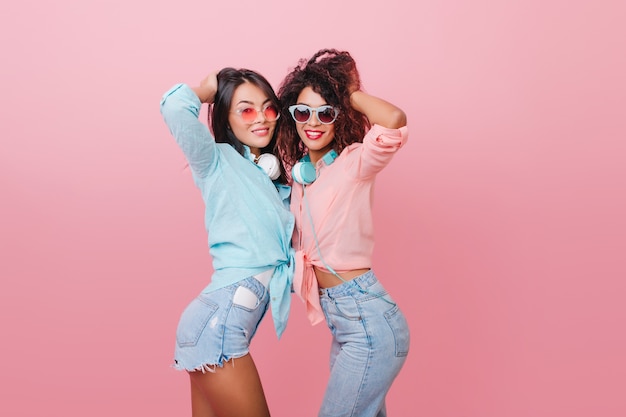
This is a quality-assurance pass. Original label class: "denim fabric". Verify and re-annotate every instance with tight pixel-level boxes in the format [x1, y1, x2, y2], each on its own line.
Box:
[173, 275, 270, 372]
[318, 270, 410, 417]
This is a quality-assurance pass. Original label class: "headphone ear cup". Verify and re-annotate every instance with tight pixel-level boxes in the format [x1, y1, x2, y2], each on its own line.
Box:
[291, 161, 317, 185]
[256, 154, 281, 180]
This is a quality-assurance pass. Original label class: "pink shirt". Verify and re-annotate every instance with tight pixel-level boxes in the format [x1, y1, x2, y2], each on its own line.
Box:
[291, 124, 409, 325]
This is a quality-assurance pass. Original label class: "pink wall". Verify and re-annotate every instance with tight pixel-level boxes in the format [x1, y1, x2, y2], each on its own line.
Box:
[1, 0, 624, 416]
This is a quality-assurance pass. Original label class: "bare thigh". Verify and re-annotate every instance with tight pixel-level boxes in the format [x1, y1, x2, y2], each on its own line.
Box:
[189, 354, 270, 417]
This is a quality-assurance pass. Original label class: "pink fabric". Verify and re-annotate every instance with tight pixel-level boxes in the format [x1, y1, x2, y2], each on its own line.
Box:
[292, 249, 325, 325]
[291, 124, 408, 325]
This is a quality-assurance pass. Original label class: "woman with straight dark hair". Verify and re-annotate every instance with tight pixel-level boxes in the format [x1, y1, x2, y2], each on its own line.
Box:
[160, 68, 294, 417]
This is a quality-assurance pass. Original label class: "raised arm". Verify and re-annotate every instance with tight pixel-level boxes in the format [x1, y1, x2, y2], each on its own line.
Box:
[160, 73, 220, 178]
[192, 72, 218, 104]
[349, 88, 408, 179]
[349, 90, 407, 129]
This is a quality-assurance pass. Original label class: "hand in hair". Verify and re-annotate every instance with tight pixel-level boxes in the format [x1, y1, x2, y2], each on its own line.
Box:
[310, 49, 362, 96]
[192, 72, 219, 104]
[344, 58, 361, 96]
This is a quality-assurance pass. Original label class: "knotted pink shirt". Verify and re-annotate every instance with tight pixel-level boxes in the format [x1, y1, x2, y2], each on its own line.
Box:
[291, 124, 409, 325]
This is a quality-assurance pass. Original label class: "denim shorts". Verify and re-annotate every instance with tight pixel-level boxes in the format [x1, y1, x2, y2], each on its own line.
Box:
[318, 270, 410, 417]
[173, 271, 271, 372]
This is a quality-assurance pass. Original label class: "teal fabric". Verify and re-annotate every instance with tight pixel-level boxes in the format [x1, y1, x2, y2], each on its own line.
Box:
[160, 83, 295, 338]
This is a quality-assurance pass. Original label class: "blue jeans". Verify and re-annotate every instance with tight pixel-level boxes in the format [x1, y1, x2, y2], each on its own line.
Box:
[318, 270, 410, 417]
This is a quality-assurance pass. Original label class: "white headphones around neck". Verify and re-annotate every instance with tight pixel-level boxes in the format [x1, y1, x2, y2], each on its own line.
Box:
[256, 153, 281, 180]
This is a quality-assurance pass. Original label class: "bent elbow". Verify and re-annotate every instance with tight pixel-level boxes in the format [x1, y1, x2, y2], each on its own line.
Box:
[387, 108, 407, 129]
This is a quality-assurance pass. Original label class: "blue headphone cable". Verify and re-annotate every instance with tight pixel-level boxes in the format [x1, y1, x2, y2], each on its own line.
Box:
[301, 185, 395, 305]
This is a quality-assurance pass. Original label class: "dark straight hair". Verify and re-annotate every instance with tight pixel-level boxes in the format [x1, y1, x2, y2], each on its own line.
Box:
[208, 67, 286, 183]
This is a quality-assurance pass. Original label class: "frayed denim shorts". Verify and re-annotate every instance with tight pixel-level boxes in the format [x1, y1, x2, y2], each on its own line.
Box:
[173, 270, 272, 372]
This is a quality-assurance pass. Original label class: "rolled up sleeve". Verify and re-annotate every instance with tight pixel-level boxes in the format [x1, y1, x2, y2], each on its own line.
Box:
[356, 124, 408, 179]
[160, 83, 217, 179]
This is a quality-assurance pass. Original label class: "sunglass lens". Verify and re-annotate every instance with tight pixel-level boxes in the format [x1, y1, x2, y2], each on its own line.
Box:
[293, 106, 311, 123]
[239, 107, 258, 123]
[263, 105, 279, 122]
[318, 107, 336, 124]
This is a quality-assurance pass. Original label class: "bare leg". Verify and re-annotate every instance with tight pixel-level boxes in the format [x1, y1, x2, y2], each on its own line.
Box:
[190, 377, 217, 417]
[189, 353, 270, 417]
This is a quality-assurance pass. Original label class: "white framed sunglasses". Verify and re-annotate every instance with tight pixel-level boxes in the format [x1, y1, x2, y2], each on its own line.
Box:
[288, 105, 340, 125]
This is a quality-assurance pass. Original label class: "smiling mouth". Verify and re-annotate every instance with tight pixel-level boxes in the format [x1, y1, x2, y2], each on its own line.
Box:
[252, 127, 270, 136]
[305, 130, 324, 140]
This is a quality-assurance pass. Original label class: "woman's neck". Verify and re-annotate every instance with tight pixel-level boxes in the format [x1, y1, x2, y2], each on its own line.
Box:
[308, 145, 334, 165]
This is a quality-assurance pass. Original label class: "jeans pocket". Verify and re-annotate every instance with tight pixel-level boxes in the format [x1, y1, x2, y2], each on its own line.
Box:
[330, 297, 362, 321]
[384, 305, 410, 357]
[232, 277, 267, 312]
[232, 285, 260, 310]
[176, 295, 219, 348]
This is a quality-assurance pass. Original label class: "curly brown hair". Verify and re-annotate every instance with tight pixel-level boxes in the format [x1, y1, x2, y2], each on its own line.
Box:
[275, 49, 370, 171]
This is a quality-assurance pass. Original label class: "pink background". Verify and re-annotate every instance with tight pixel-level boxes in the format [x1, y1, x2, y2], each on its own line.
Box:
[1, 0, 625, 416]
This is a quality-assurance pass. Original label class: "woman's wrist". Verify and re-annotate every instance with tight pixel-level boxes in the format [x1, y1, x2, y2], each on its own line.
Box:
[349, 90, 365, 111]
[192, 86, 216, 104]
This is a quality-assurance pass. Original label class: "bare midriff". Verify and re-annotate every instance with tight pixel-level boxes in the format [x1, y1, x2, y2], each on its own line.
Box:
[315, 267, 371, 289]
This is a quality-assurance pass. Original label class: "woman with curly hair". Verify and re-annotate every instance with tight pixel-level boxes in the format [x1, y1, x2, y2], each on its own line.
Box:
[276, 49, 410, 417]
[160, 69, 294, 417]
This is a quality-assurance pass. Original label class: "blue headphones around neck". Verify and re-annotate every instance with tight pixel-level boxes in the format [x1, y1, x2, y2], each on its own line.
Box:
[291, 150, 338, 185]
